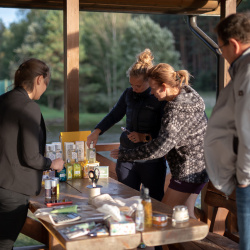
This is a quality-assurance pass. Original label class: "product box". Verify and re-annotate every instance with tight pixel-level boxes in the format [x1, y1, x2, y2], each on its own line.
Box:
[96, 166, 109, 178]
[45, 144, 56, 160]
[83, 162, 100, 178]
[106, 214, 135, 236]
[64, 142, 74, 161]
[52, 142, 63, 159]
[75, 141, 85, 161]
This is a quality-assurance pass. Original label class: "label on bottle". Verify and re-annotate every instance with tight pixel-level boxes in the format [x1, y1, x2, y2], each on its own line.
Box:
[136, 212, 144, 231]
[67, 165, 73, 180]
[89, 150, 95, 158]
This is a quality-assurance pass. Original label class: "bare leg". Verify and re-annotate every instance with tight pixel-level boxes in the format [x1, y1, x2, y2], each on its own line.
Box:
[161, 187, 198, 219]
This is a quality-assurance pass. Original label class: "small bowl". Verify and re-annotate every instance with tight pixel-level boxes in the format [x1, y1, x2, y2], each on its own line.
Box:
[172, 205, 189, 223]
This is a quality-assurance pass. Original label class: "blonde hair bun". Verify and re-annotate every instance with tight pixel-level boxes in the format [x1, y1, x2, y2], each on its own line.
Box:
[136, 48, 154, 68]
[127, 48, 154, 78]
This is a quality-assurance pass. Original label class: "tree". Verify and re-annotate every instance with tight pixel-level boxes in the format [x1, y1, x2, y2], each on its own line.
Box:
[150, 14, 219, 91]
[81, 12, 131, 112]
[81, 14, 180, 112]
[12, 10, 65, 109]
[122, 15, 180, 70]
[0, 17, 29, 80]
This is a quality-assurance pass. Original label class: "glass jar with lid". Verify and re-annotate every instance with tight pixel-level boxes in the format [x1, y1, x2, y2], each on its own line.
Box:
[152, 213, 168, 228]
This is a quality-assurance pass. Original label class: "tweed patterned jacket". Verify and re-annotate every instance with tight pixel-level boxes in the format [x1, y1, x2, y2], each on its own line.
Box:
[118, 85, 209, 184]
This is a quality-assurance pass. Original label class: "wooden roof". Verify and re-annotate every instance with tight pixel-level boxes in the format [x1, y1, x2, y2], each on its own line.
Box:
[0, 0, 242, 16]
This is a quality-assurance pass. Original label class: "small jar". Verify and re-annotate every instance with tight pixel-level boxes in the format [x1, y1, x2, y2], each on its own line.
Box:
[52, 177, 60, 195]
[152, 213, 168, 228]
[51, 179, 57, 199]
[172, 205, 189, 223]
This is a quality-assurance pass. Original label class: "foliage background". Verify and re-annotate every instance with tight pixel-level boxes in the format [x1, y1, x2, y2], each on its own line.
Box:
[1, 1, 249, 114]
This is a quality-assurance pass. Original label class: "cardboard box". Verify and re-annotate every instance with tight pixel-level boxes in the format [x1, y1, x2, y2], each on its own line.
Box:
[75, 141, 85, 161]
[96, 166, 109, 178]
[64, 142, 74, 161]
[83, 162, 100, 178]
[106, 214, 135, 236]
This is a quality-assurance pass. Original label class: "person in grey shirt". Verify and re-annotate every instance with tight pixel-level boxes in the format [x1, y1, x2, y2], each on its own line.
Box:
[204, 12, 250, 250]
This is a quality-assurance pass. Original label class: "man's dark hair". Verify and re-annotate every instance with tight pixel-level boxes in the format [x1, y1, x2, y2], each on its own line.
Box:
[215, 11, 250, 45]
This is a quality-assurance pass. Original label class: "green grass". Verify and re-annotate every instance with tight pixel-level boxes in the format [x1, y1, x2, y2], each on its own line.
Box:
[14, 234, 41, 247]
[40, 105, 114, 125]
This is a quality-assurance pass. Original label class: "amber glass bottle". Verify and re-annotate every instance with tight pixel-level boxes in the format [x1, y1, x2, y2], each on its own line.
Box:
[142, 188, 152, 227]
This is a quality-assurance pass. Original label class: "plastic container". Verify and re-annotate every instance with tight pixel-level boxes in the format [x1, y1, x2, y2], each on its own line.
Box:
[135, 199, 145, 231]
[45, 179, 52, 199]
[51, 179, 57, 199]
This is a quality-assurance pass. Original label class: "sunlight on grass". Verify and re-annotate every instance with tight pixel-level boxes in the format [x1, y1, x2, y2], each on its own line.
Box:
[14, 234, 41, 247]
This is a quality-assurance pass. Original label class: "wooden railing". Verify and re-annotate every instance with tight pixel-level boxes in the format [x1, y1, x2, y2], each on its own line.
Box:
[95, 142, 120, 180]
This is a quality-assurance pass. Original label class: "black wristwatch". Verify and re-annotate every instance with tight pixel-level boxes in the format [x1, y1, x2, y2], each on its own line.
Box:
[144, 134, 151, 143]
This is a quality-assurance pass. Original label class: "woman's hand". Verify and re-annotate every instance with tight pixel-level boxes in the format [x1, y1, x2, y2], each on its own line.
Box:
[127, 132, 141, 143]
[50, 158, 64, 172]
[127, 132, 151, 143]
[110, 149, 119, 159]
[87, 129, 101, 148]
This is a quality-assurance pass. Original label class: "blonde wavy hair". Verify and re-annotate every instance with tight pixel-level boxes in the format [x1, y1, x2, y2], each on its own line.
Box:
[147, 63, 190, 89]
[127, 48, 154, 82]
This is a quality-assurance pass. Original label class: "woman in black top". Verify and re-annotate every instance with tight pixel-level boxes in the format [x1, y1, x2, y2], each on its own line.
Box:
[87, 49, 166, 201]
[0, 58, 64, 249]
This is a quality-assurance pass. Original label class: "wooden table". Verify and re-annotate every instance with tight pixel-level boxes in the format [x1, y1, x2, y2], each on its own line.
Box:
[29, 178, 209, 249]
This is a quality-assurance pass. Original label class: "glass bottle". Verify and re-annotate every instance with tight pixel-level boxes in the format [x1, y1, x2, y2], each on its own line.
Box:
[66, 159, 73, 180]
[56, 165, 67, 182]
[87, 141, 96, 163]
[73, 159, 82, 179]
[142, 188, 152, 228]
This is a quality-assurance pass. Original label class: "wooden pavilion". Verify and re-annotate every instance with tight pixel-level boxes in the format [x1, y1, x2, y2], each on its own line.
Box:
[0, 0, 243, 249]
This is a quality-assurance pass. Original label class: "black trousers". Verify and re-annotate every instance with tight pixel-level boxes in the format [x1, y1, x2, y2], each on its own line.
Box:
[0, 188, 29, 250]
[116, 158, 166, 201]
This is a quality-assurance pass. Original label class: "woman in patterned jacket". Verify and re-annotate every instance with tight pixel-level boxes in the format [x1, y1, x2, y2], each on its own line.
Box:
[111, 63, 208, 218]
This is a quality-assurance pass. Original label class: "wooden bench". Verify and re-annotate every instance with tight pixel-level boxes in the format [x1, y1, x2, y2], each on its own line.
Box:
[167, 181, 239, 249]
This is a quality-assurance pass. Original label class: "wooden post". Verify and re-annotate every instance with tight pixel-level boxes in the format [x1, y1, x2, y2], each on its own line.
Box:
[218, 0, 237, 92]
[63, 0, 80, 132]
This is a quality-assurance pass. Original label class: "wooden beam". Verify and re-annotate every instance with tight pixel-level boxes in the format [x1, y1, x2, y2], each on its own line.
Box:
[63, 0, 80, 132]
[0, 0, 222, 15]
[218, 0, 237, 91]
